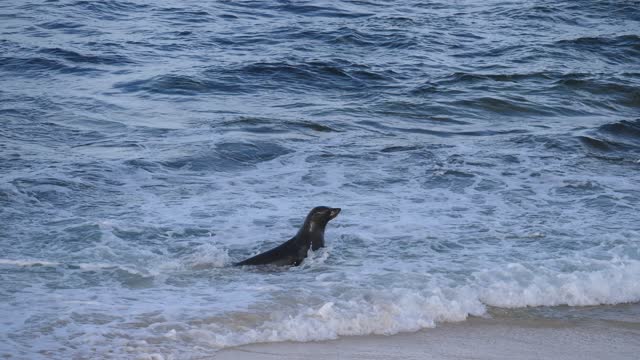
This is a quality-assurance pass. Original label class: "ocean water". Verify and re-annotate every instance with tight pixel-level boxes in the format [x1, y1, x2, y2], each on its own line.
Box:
[1, 0, 640, 358]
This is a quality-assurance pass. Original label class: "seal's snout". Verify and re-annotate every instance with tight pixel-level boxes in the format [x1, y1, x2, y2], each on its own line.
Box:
[329, 208, 341, 219]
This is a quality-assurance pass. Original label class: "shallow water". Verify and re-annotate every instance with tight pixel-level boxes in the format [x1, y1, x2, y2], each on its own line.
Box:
[1, 0, 640, 358]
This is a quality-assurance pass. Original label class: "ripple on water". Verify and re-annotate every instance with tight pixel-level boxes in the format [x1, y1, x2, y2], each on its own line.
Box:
[577, 119, 640, 161]
[38, 47, 133, 65]
[162, 141, 291, 172]
[114, 74, 247, 95]
[218, 117, 339, 135]
[0, 56, 100, 75]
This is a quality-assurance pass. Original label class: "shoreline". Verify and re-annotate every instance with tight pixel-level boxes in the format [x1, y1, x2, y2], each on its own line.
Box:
[214, 314, 640, 360]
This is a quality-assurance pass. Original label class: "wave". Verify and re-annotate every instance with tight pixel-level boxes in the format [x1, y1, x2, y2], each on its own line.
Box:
[0, 258, 147, 274]
[0, 259, 60, 267]
[476, 261, 640, 307]
[0, 56, 99, 75]
[553, 35, 640, 64]
[197, 260, 640, 349]
[272, 3, 373, 18]
[599, 119, 640, 141]
[69, 0, 151, 18]
[115, 60, 396, 96]
[356, 119, 527, 137]
[429, 71, 639, 114]
[452, 96, 555, 116]
[9, 176, 94, 207]
[38, 47, 132, 66]
[218, 117, 338, 134]
[0, 237, 232, 275]
[156, 8, 214, 24]
[490, 4, 577, 24]
[327, 27, 417, 49]
[114, 74, 246, 95]
[37, 21, 84, 30]
[555, 34, 640, 49]
[226, 60, 395, 90]
[577, 136, 632, 153]
[578, 119, 640, 159]
[177, 243, 230, 270]
[553, 77, 640, 109]
[161, 141, 291, 172]
[437, 71, 556, 84]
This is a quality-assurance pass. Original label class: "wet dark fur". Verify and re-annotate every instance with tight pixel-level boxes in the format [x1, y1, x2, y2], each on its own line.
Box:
[234, 206, 340, 266]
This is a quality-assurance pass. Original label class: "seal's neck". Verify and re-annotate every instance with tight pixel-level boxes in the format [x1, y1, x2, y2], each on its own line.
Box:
[298, 219, 326, 236]
[308, 221, 325, 234]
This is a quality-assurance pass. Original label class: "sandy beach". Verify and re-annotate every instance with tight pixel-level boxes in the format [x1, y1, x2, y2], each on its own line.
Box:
[215, 315, 640, 360]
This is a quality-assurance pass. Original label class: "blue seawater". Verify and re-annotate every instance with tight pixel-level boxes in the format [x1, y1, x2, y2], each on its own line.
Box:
[1, 0, 640, 358]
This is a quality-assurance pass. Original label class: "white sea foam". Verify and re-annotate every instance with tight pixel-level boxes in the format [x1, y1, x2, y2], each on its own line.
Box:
[0, 259, 60, 267]
[200, 262, 639, 348]
[176, 243, 231, 270]
[294, 247, 332, 270]
[195, 287, 486, 349]
[4, 140, 640, 359]
[476, 260, 640, 307]
[0, 258, 150, 276]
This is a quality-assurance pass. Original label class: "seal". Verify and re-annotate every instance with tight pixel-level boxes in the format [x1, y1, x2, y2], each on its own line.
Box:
[234, 206, 341, 266]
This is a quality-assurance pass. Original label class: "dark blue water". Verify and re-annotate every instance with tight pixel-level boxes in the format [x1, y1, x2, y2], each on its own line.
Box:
[2, 1, 640, 359]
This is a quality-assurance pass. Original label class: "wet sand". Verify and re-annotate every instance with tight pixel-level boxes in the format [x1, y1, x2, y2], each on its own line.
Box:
[214, 316, 640, 360]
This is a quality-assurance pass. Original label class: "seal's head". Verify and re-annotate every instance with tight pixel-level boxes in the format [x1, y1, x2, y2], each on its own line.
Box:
[306, 206, 341, 227]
